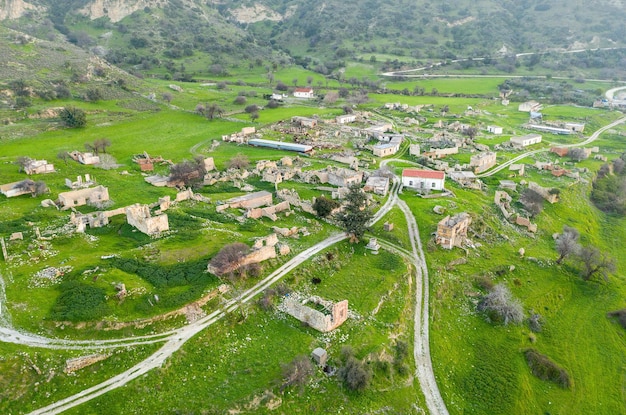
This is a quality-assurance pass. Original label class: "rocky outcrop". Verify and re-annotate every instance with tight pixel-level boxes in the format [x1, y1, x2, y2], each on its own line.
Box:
[0, 0, 41, 20]
[77, 0, 167, 22]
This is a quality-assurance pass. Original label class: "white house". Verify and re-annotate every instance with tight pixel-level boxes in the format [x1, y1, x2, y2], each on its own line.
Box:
[510, 133, 542, 147]
[402, 169, 445, 191]
[293, 87, 314, 99]
[336, 114, 356, 124]
[373, 143, 398, 157]
[487, 125, 503, 134]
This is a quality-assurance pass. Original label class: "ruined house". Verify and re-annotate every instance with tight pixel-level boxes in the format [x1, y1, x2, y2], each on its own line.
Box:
[363, 176, 390, 196]
[0, 181, 35, 198]
[528, 182, 559, 203]
[470, 151, 497, 174]
[69, 151, 100, 165]
[58, 185, 109, 209]
[125, 204, 169, 235]
[291, 116, 317, 128]
[282, 295, 349, 332]
[207, 233, 282, 275]
[65, 174, 95, 189]
[219, 191, 273, 211]
[24, 159, 55, 175]
[494, 190, 514, 218]
[327, 168, 363, 187]
[436, 213, 472, 249]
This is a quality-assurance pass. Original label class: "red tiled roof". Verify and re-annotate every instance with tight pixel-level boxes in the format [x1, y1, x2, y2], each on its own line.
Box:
[402, 169, 445, 180]
[294, 87, 313, 93]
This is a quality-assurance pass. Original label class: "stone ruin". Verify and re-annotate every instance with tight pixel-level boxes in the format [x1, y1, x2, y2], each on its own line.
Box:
[207, 233, 289, 275]
[494, 191, 514, 219]
[125, 204, 169, 236]
[65, 174, 96, 190]
[515, 216, 538, 233]
[528, 182, 559, 204]
[436, 212, 472, 249]
[281, 294, 349, 332]
[58, 185, 110, 210]
[246, 200, 291, 221]
[64, 354, 110, 374]
[276, 189, 316, 215]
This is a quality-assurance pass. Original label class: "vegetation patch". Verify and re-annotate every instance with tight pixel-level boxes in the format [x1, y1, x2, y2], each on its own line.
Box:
[524, 349, 571, 389]
[49, 281, 110, 322]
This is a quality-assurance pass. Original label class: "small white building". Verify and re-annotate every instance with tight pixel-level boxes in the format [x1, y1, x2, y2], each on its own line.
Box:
[373, 143, 398, 157]
[293, 87, 314, 99]
[402, 169, 445, 191]
[336, 114, 356, 124]
[409, 144, 420, 156]
[487, 125, 503, 134]
[510, 133, 542, 147]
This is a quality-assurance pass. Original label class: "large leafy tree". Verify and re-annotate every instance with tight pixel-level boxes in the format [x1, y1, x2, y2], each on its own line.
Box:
[337, 185, 372, 241]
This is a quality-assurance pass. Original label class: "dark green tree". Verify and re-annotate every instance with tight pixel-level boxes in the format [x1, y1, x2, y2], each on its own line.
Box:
[312, 196, 340, 218]
[337, 185, 372, 241]
[59, 106, 87, 128]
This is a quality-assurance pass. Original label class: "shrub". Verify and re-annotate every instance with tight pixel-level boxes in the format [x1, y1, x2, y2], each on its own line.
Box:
[477, 284, 524, 325]
[524, 349, 571, 388]
[337, 347, 371, 391]
[59, 106, 87, 128]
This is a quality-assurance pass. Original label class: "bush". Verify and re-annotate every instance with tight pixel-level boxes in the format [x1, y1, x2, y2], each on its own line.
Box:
[477, 284, 524, 325]
[524, 349, 571, 388]
[59, 106, 87, 128]
[337, 347, 371, 391]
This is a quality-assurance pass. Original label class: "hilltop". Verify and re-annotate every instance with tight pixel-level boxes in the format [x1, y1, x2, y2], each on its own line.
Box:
[1, 0, 626, 82]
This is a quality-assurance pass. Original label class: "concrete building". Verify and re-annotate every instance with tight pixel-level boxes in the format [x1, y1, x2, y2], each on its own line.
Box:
[470, 151, 497, 174]
[510, 133, 542, 147]
[402, 169, 445, 191]
[409, 144, 420, 156]
[436, 212, 472, 249]
[58, 185, 109, 209]
[248, 139, 313, 154]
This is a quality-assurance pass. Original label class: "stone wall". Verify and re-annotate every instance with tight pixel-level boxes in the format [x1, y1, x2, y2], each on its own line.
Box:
[282, 295, 348, 332]
[125, 204, 169, 235]
[246, 201, 290, 221]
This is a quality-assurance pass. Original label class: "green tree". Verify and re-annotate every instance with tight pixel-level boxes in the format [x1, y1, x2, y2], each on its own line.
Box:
[59, 106, 87, 128]
[337, 185, 372, 241]
[313, 196, 340, 218]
